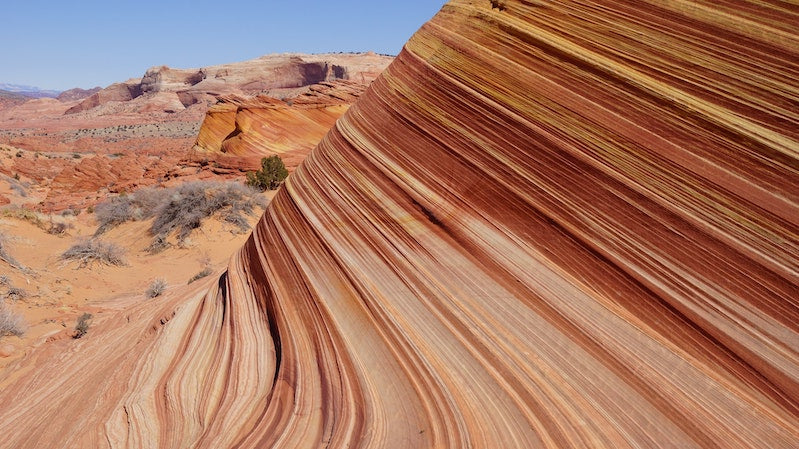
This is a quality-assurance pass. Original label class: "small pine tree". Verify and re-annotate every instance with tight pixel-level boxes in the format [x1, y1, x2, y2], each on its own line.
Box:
[246, 155, 288, 191]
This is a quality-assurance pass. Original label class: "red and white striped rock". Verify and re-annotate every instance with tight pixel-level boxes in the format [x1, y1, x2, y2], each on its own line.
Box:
[0, 1, 796, 447]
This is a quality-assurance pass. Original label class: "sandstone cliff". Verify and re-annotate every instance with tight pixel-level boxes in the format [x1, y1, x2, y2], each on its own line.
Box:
[57, 87, 102, 102]
[191, 80, 370, 172]
[0, 1, 797, 448]
[66, 52, 393, 115]
[65, 79, 143, 114]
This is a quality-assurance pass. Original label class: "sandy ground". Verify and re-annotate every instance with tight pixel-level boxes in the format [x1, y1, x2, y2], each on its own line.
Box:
[0, 190, 275, 369]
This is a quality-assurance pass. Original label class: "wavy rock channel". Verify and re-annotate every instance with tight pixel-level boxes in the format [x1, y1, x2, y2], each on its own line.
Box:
[1, 0, 798, 447]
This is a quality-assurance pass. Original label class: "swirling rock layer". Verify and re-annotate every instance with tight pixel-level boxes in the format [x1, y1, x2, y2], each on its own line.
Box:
[192, 81, 370, 172]
[1, 0, 798, 448]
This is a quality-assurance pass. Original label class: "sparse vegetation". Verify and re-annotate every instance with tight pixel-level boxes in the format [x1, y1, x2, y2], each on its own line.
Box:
[73, 313, 92, 339]
[94, 187, 168, 234]
[5, 286, 27, 301]
[94, 181, 264, 252]
[146, 278, 167, 298]
[60, 208, 80, 217]
[0, 300, 26, 338]
[0, 232, 22, 269]
[61, 238, 126, 268]
[188, 267, 213, 284]
[47, 221, 72, 236]
[0, 205, 45, 229]
[2, 173, 29, 197]
[246, 155, 288, 191]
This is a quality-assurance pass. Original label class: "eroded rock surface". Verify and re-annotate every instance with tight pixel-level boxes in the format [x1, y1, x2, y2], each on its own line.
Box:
[191, 80, 370, 172]
[0, 1, 797, 448]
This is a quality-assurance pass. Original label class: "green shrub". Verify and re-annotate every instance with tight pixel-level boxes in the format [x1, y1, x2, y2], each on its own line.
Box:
[246, 155, 288, 191]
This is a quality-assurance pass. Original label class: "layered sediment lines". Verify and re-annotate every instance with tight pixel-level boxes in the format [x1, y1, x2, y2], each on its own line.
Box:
[1, 0, 798, 448]
[192, 81, 368, 171]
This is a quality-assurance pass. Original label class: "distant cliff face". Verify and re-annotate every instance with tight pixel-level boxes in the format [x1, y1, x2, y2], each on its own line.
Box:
[1, 1, 798, 448]
[65, 52, 393, 115]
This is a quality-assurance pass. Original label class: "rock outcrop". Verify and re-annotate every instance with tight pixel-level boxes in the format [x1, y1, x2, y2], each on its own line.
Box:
[65, 53, 393, 115]
[57, 87, 102, 102]
[1, 1, 797, 448]
[65, 79, 143, 114]
[191, 80, 370, 172]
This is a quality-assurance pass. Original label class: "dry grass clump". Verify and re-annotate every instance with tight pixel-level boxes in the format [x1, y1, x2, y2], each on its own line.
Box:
[94, 181, 264, 252]
[146, 278, 167, 298]
[73, 313, 92, 339]
[7, 176, 29, 197]
[94, 187, 168, 234]
[61, 238, 126, 268]
[47, 220, 74, 236]
[0, 232, 22, 269]
[0, 300, 26, 337]
[187, 267, 213, 284]
[5, 286, 27, 301]
[0, 205, 44, 229]
[1, 206, 74, 237]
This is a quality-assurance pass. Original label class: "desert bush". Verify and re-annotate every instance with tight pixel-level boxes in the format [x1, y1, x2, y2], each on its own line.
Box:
[6, 286, 27, 301]
[146, 278, 167, 298]
[151, 182, 263, 242]
[61, 238, 126, 268]
[8, 177, 28, 197]
[94, 182, 263, 251]
[94, 187, 169, 235]
[187, 267, 213, 284]
[47, 221, 72, 236]
[0, 232, 22, 269]
[60, 208, 81, 217]
[246, 155, 288, 191]
[73, 312, 92, 339]
[0, 300, 26, 337]
[0, 275, 9, 285]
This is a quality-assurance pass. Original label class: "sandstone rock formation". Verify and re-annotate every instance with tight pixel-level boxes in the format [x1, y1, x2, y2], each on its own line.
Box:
[0, 53, 392, 212]
[57, 87, 102, 102]
[1, 1, 797, 448]
[66, 53, 393, 115]
[191, 80, 370, 172]
[64, 79, 143, 114]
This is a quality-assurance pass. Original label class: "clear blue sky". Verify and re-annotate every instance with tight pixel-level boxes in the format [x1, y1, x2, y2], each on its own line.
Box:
[1, 1, 447, 91]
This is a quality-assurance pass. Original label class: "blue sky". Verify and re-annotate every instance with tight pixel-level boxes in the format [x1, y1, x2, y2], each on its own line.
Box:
[1, 1, 447, 91]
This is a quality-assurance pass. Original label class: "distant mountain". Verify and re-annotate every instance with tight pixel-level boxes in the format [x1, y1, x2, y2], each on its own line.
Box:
[0, 89, 31, 108]
[0, 83, 61, 98]
[56, 86, 102, 102]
